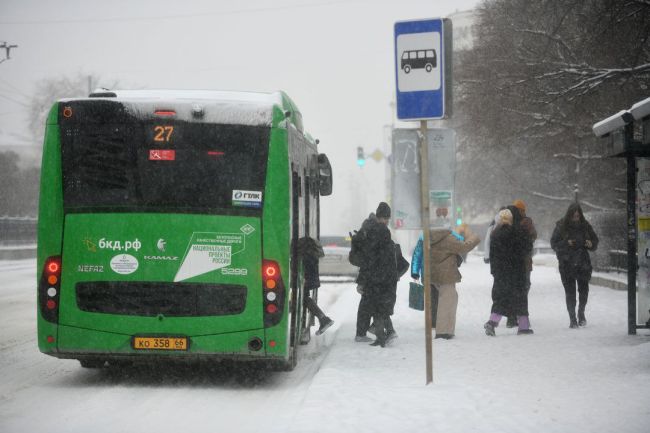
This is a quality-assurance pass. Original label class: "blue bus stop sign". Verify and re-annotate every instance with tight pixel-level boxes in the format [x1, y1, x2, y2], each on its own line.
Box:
[394, 18, 452, 120]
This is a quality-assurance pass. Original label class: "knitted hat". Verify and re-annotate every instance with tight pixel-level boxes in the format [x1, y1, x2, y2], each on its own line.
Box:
[513, 199, 526, 211]
[376, 202, 391, 219]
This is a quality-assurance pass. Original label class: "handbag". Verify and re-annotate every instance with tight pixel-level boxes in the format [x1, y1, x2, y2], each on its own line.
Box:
[409, 282, 424, 311]
[395, 244, 410, 278]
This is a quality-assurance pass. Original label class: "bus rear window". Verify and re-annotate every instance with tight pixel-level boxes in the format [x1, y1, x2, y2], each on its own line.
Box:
[61, 121, 270, 213]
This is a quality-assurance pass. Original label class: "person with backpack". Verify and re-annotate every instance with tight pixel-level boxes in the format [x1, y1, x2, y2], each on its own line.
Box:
[350, 202, 401, 347]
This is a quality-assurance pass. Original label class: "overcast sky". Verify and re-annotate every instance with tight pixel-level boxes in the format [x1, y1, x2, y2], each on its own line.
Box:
[0, 0, 479, 234]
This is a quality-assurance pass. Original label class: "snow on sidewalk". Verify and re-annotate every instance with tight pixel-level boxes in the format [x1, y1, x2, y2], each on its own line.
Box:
[289, 256, 650, 433]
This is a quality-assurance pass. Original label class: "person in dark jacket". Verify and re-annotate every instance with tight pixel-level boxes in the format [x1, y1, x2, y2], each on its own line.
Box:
[297, 237, 334, 335]
[484, 207, 533, 336]
[551, 203, 599, 328]
[354, 202, 399, 347]
[506, 200, 537, 328]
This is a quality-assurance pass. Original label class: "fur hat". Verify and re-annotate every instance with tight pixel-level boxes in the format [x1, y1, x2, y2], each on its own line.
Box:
[376, 202, 391, 219]
[513, 199, 526, 211]
[498, 209, 513, 225]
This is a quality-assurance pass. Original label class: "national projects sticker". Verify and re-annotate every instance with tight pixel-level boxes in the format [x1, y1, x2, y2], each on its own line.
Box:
[110, 254, 139, 275]
[232, 190, 262, 208]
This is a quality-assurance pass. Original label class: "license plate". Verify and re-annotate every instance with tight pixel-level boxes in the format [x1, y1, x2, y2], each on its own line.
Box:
[132, 336, 188, 351]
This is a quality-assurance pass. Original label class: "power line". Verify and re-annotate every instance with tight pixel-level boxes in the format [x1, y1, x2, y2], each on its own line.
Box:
[0, 93, 29, 107]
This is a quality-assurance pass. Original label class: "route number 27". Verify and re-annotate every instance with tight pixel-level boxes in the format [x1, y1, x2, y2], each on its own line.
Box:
[154, 126, 174, 142]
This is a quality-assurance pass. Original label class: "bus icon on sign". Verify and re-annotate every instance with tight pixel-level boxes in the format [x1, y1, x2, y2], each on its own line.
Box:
[401, 49, 436, 73]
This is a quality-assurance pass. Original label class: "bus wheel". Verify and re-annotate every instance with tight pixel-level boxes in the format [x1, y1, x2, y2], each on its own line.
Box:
[403, 65, 411, 74]
[79, 358, 105, 369]
[425, 64, 432, 72]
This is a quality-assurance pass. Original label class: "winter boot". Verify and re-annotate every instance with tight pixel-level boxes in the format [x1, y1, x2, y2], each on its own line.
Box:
[355, 335, 373, 343]
[578, 311, 587, 327]
[316, 317, 334, 335]
[569, 310, 579, 329]
[484, 320, 497, 337]
[367, 322, 376, 336]
[385, 330, 398, 346]
[516, 315, 533, 335]
[506, 316, 518, 328]
[369, 338, 386, 347]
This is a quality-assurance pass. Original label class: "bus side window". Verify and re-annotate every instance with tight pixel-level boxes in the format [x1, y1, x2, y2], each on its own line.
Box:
[409, 52, 416, 59]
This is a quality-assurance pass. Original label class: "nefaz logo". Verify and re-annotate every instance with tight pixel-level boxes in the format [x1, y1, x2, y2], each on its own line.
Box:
[232, 190, 263, 208]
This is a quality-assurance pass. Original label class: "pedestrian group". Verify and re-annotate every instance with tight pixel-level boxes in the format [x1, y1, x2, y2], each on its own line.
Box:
[310, 200, 599, 347]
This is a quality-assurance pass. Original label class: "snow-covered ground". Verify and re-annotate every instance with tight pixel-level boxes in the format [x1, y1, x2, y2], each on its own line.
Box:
[1, 256, 649, 433]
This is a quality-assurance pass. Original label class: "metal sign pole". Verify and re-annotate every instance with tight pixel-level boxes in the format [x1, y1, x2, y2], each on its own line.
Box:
[626, 122, 638, 335]
[419, 120, 433, 384]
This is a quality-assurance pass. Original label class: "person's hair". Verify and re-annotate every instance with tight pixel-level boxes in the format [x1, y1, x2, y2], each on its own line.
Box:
[560, 203, 586, 234]
[506, 205, 522, 226]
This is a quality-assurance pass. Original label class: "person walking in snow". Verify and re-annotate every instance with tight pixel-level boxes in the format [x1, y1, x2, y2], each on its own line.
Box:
[551, 203, 599, 328]
[505, 200, 537, 328]
[297, 236, 334, 335]
[422, 223, 480, 339]
[352, 202, 400, 347]
[484, 207, 534, 336]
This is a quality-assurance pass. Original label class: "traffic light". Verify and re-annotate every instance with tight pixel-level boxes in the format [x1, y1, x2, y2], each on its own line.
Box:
[356, 146, 366, 167]
[455, 206, 462, 226]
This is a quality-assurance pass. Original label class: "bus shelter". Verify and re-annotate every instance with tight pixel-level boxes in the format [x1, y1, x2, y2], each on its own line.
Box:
[593, 97, 650, 334]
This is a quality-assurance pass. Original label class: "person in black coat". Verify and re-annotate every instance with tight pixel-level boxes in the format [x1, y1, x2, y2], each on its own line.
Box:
[484, 207, 533, 336]
[551, 203, 599, 328]
[297, 237, 334, 335]
[354, 202, 399, 347]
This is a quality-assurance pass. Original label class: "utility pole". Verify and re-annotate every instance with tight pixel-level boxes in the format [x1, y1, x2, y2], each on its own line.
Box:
[0, 41, 18, 64]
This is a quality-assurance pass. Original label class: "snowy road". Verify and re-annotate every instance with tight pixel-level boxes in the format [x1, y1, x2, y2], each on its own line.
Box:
[1, 256, 649, 433]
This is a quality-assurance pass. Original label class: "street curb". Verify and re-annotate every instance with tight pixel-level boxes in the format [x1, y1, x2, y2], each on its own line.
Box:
[591, 275, 627, 291]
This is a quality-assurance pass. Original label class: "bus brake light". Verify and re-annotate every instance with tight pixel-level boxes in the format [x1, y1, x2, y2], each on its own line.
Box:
[40, 256, 62, 324]
[264, 262, 278, 278]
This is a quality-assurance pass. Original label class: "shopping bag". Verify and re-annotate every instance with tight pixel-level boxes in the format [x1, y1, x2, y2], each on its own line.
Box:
[409, 282, 424, 311]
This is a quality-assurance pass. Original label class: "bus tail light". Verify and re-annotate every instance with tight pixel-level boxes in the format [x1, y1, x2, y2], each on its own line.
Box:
[39, 256, 61, 323]
[262, 259, 285, 327]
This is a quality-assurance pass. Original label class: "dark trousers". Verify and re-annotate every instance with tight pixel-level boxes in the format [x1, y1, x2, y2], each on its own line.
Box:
[356, 293, 393, 336]
[560, 269, 589, 319]
[304, 295, 325, 321]
[430, 284, 439, 327]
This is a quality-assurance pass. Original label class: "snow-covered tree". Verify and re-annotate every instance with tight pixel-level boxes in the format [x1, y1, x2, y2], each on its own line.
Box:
[454, 0, 650, 237]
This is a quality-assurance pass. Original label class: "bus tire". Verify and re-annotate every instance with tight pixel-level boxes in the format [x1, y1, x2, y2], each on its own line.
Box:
[79, 359, 105, 368]
[403, 65, 411, 74]
[425, 64, 432, 72]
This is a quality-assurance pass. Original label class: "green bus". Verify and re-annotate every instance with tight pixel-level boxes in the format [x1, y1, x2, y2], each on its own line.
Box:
[37, 89, 333, 371]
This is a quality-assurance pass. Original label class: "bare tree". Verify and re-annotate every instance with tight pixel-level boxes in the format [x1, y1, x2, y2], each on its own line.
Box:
[28, 73, 114, 143]
[454, 0, 650, 234]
